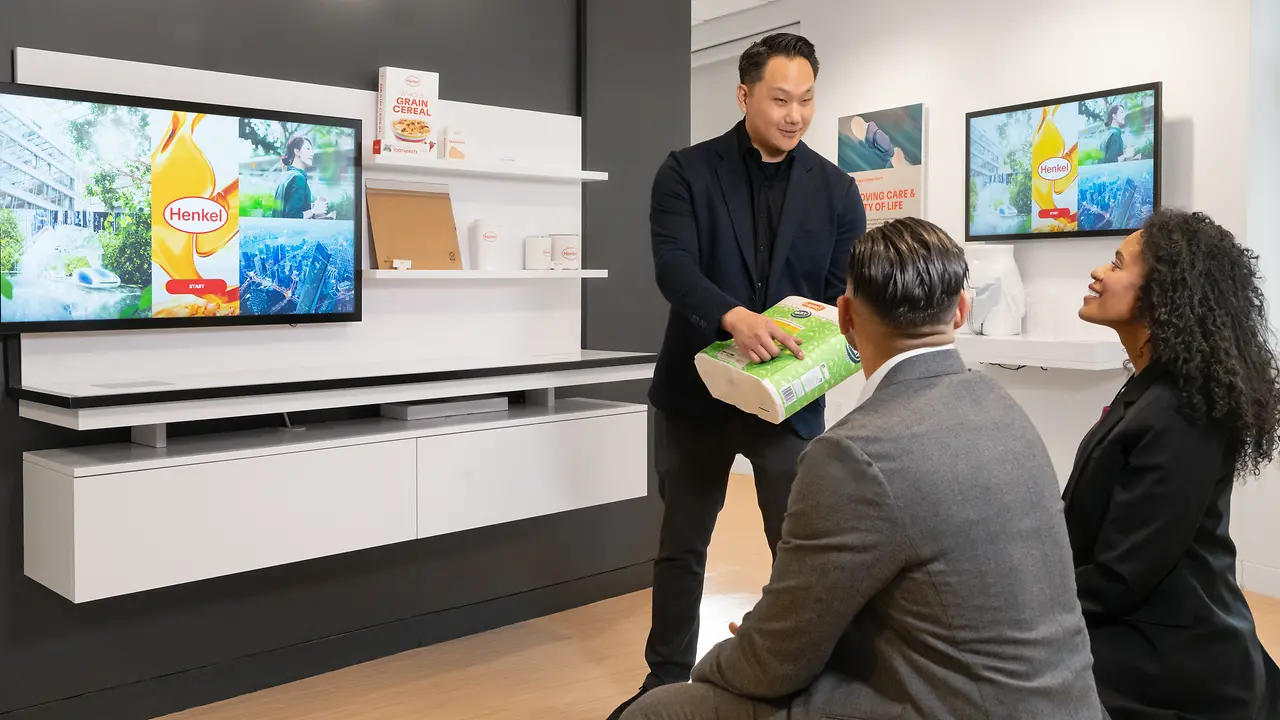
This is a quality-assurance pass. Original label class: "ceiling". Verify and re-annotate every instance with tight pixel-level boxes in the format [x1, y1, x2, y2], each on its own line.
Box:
[691, 0, 782, 25]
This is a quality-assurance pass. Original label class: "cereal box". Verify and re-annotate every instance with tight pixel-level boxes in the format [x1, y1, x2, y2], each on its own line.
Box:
[375, 67, 441, 160]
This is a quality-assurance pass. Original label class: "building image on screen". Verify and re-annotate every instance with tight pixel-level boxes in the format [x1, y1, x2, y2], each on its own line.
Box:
[1076, 92, 1157, 232]
[967, 85, 1158, 240]
[0, 95, 156, 324]
[0, 83, 359, 332]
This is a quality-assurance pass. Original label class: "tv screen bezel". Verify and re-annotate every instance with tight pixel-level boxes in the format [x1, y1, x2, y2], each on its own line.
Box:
[964, 81, 1162, 243]
[0, 80, 363, 335]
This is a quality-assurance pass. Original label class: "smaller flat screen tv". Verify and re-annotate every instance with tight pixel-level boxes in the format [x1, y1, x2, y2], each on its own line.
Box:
[0, 81, 361, 333]
[965, 82, 1161, 241]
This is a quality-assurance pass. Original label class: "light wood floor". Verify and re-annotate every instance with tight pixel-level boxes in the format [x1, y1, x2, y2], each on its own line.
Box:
[168, 476, 1279, 720]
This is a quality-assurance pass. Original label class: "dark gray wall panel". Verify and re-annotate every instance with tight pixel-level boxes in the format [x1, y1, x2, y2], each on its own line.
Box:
[576, 0, 691, 572]
[0, 0, 577, 115]
[581, 0, 689, 355]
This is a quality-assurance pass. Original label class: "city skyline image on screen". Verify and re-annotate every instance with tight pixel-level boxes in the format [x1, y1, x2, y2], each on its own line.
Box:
[966, 83, 1160, 241]
[0, 82, 360, 333]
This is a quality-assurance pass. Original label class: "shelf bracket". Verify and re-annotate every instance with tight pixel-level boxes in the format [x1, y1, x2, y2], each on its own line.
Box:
[131, 424, 167, 448]
[525, 389, 555, 408]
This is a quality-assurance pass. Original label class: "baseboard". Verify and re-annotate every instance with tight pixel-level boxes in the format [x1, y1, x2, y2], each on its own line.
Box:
[0, 562, 654, 720]
[1243, 561, 1280, 599]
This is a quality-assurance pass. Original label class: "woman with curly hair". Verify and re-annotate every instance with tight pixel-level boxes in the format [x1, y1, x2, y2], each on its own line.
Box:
[1067, 208, 1280, 718]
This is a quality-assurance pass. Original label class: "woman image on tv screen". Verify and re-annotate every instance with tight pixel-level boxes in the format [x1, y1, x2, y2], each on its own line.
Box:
[1100, 103, 1136, 164]
[273, 136, 335, 220]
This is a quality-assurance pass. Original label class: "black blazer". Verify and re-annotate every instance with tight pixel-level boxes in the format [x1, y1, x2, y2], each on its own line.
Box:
[1063, 362, 1278, 719]
[647, 122, 866, 440]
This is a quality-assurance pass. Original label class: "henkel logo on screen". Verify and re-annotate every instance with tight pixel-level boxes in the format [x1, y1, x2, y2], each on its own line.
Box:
[1036, 157, 1073, 182]
[164, 197, 228, 234]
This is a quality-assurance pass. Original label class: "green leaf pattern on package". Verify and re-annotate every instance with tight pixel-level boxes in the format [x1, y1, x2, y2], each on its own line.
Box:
[700, 301, 862, 414]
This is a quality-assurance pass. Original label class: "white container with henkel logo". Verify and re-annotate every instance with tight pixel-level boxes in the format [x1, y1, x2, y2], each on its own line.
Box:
[469, 219, 503, 271]
[524, 235, 553, 270]
[551, 233, 580, 270]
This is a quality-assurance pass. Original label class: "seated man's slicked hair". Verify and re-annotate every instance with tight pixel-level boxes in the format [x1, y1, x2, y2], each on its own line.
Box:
[847, 217, 968, 331]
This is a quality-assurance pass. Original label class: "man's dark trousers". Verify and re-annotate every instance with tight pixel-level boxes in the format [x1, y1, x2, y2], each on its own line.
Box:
[642, 410, 808, 688]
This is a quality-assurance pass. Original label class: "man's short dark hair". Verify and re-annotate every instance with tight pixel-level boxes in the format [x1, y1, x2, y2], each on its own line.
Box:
[846, 217, 968, 331]
[738, 33, 819, 86]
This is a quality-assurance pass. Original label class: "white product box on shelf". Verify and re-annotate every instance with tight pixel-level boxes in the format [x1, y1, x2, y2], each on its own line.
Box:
[375, 66, 441, 160]
[442, 126, 467, 160]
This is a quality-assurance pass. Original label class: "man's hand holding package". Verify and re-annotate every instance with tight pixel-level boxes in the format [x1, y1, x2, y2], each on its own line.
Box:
[721, 306, 804, 364]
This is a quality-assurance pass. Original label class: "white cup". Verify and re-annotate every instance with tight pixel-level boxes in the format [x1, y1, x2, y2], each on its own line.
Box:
[470, 220, 502, 270]
[524, 235, 553, 270]
[552, 233, 580, 270]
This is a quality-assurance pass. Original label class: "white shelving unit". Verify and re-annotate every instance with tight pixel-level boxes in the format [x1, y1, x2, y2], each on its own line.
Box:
[367, 154, 608, 182]
[10, 49, 647, 609]
[364, 269, 608, 280]
[954, 334, 1128, 371]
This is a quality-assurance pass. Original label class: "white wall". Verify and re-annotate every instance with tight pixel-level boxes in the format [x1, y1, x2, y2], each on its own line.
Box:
[696, 0, 1277, 594]
[691, 56, 742, 144]
[1236, 0, 1280, 597]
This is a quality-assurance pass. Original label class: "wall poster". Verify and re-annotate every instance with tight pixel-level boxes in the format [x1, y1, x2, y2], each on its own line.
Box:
[837, 103, 925, 230]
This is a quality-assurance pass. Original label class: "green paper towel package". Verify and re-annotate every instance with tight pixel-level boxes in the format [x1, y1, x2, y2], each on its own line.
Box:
[694, 296, 862, 424]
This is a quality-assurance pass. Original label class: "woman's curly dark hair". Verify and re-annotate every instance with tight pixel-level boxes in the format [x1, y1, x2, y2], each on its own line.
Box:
[1139, 209, 1280, 478]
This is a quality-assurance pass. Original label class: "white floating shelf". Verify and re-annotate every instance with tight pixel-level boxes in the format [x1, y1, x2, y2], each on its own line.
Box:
[364, 269, 607, 280]
[366, 154, 608, 182]
[954, 334, 1128, 371]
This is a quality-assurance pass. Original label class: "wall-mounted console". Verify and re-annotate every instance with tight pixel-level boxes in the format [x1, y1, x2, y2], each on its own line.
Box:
[15, 351, 656, 604]
[23, 395, 647, 604]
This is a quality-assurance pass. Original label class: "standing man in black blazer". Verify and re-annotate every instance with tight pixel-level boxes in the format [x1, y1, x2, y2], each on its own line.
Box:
[608, 33, 866, 720]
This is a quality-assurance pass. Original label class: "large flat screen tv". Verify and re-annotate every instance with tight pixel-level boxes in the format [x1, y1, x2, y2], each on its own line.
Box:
[0, 81, 361, 333]
[966, 82, 1161, 241]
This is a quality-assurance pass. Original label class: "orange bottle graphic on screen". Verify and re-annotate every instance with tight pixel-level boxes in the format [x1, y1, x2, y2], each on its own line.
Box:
[1031, 105, 1077, 229]
[1031, 107, 1062, 214]
[150, 111, 239, 310]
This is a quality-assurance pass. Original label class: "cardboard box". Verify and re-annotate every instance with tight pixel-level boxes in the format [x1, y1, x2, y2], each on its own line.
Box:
[442, 126, 467, 160]
[375, 67, 441, 160]
[694, 297, 862, 424]
[365, 181, 461, 270]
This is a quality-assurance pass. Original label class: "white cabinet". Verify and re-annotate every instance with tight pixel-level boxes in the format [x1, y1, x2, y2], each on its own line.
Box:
[417, 411, 648, 537]
[25, 441, 418, 603]
[23, 399, 648, 603]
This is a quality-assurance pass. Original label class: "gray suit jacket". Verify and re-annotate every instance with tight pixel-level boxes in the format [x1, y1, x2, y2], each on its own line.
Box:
[692, 350, 1104, 719]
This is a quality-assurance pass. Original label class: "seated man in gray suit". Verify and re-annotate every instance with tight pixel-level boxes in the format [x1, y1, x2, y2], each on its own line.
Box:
[624, 217, 1104, 720]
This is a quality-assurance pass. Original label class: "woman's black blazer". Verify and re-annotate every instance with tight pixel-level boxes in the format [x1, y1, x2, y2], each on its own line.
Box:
[1063, 362, 1278, 719]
